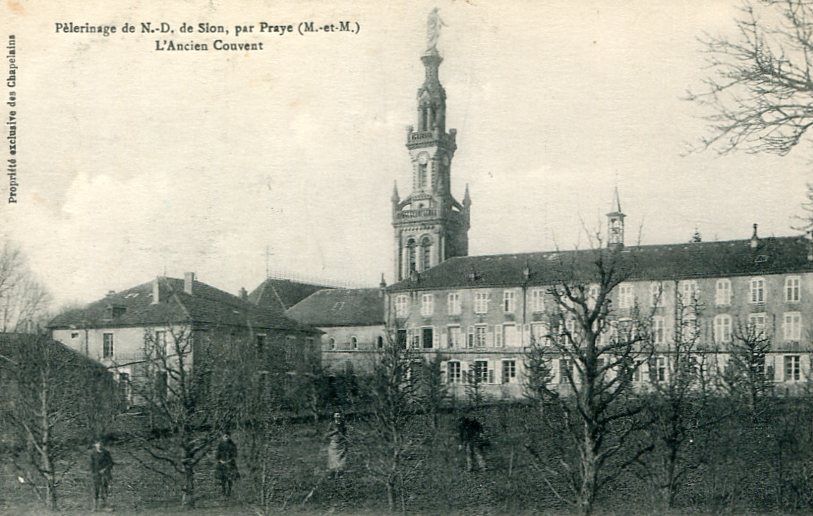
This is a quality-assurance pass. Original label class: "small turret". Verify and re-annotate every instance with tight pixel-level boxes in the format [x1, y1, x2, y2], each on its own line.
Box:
[391, 181, 400, 204]
[750, 223, 760, 249]
[463, 183, 472, 208]
[607, 187, 625, 249]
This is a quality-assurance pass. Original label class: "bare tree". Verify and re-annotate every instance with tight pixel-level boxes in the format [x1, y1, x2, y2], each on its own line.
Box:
[123, 324, 236, 508]
[636, 287, 717, 509]
[361, 319, 421, 512]
[720, 318, 774, 417]
[0, 240, 50, 333]
[0, 334, 115, 511]
[522, 245, 655, 516]
[688, 0, 813, 156]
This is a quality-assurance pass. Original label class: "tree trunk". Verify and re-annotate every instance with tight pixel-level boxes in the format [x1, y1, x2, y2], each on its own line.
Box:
[577, 447, 598, 516]
[182, 463, 195, 507]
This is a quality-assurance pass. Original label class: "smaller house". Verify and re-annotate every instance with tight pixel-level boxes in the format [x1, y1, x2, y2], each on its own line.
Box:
[49, 273, 322, 405]
[248, 278, 331, 313]
[286, 287, 386, 373]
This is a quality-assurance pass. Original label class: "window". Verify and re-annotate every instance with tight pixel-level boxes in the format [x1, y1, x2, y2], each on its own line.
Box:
[256, 334, 266, 352]
[395, 295, 409, 317]
[285, 336, 297, 362]
[748, 313, 767, 337]
[421, 293, 434, 317]
[474, 292, 489, 314]
[680, 280, 700, 304]
[531, 323, 548, 345]
[713, 314, 732, 343]
[474, 326, 487, 347]
[406, 239, 417, 274]
[103, 333, 114, 358]
[502, 324, 519, 347]
[652, 316, 665, 344]
[410, 329, 421, 349]
[783, 312, 802, 341]
[618, 283, 633, 308]
[559, 359, 572, 384]
[447, 292, 461, 315]
[750, 277, 765, 304]
[531, 289, 545, 312]
[784, 355, 801, 382]
[396, 330, 407, 349]
[715, 279, 731, 306]
[421, 327, 434, 349]
[503, 291, 516, 313]
[785, 276, 801, 303]
[447, 326, 461, 348]
[472, 360, 492, 384]
[588, 284, 600, 308]
[650, 356, 667, 383]
[418, 163, 427, 188]
[328, 338, 336, 350]
[502, 360, 517, 384]
[377, 336, 384, 349]
[421, 236, 432, 271]
[351, 336, 358, 350]
[118, 372, 131, 404]
[70, 331, 79, 339]
[650, 282, 664, 308]
[447, 361, 462, 384]
[154, 371, 168, 402]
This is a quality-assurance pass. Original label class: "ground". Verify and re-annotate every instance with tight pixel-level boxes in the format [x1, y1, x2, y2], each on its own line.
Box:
[1, 401, 811, 514]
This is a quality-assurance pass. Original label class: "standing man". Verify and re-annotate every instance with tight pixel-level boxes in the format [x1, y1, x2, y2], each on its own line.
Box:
[215, 433, 239, 498]
[457, 416, 488, 472]
[90, 439, 113, 511]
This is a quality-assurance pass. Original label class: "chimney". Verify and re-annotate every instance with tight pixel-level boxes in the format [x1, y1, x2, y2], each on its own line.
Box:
[152, 277, 161, 304]
[106, 290, 116, 297]
[750, 223, 759, 249]
[184, 272, 195, 295]
[379, 273, 387, 297]
[239, 287, 248, 301]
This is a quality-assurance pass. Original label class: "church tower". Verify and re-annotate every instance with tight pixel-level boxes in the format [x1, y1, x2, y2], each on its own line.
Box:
[392, 12, 470, 281]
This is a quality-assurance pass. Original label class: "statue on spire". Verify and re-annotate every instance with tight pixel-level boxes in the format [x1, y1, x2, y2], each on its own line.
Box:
[426, 8, 446, 52]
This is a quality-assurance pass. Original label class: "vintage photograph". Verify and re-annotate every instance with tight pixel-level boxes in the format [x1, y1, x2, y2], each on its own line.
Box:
[2, 0, 813, 514]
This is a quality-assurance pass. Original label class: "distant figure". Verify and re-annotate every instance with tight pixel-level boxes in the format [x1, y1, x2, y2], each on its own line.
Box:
[326, 412, 348, 477]
[457, 416, 488, 472]
[90, 440, 113, 510]
[215, 433, 239, 498]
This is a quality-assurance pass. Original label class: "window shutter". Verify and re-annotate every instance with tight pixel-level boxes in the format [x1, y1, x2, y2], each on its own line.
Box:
[440, 327, 447, 349]
[432, 327, 439, 348]
[467, 326, 474, 348]
[440, 361, 448, 383]
[523, 324, 530, 346]
[647, 357, 657, 383]
[495, 324, 503, 347]
[488, 360, 495, 384]
[765, 355, 775, 380]
[486, 326, 494, 347]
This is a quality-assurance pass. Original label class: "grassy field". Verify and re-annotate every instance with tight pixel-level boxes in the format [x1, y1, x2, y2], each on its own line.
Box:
[1, 401, 812, 514]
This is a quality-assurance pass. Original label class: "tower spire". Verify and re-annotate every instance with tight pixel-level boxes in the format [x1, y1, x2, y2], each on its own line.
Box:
[606, 187, 626, 248]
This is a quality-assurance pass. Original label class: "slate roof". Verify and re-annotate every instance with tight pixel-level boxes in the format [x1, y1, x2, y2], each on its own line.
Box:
[48, 277, 319, 333]
[248, 279, 331, 313]
[0, 333, 109, 371]
[389, 236, 813, 291]
[286, 288, 385, 327]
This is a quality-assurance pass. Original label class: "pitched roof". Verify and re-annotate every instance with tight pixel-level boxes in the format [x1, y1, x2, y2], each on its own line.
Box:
[0, 333, 109, 372]
[48, 277, 319, 333]
[248, 279, 331, 313]
[389, 236, 813, 291]
[286, 288, 385, 327]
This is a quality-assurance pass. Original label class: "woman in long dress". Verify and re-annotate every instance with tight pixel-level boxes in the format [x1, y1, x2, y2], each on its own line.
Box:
[326, 412, 348, 477]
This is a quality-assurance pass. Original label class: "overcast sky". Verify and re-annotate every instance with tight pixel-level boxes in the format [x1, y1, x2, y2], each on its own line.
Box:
[3, 0, 810, 307]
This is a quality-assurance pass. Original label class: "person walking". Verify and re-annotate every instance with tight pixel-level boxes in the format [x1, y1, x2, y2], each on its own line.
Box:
[325, 412, 348, 477]
[90, 440, 114, 511]
[215, 433, 240, 498]
[457, 416, 488, 472]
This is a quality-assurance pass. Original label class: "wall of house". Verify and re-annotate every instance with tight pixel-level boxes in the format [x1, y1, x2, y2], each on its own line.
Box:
[320, 324, 386, 373]
[385, 270, 813, 398]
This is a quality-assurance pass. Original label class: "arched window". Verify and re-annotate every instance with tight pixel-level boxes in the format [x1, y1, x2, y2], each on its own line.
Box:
[421, 236, 432, 271]
[351, 336, 358, 350]
[406, 239, 417, 273]
[418, 164, 427, 188]
[328, 338, 335, 350]
[377, 336, 384, 348]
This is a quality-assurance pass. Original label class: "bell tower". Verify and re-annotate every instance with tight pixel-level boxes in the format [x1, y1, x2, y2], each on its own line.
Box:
[607, 187, 625, 249]
[392, 10, 470, 282]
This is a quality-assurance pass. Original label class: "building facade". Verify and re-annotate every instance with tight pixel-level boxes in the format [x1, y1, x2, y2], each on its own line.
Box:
[49, 273, 321, 404]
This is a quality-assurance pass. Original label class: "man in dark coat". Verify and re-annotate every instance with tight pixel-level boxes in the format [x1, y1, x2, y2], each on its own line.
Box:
[90, 440, 113, 510]
[215, 433, 239, 498]
[457, 416, 488, 472]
